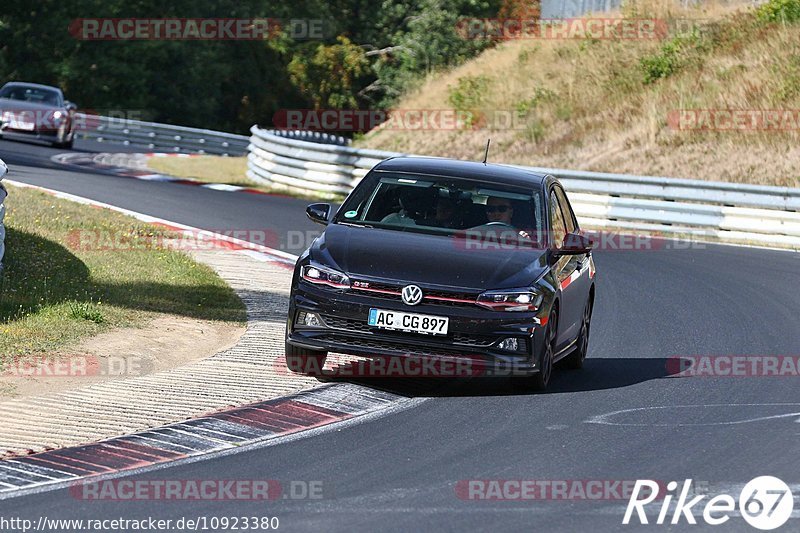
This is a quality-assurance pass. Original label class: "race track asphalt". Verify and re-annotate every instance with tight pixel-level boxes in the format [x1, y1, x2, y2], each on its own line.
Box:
[0, 137, 798, 532]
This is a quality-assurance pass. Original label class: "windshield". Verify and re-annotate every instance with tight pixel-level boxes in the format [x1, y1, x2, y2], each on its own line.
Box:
[334, 171, 545, 244]
[0, 85, 62, 106]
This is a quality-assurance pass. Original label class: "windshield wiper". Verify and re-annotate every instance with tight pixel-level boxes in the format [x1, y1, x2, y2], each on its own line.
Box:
[338, 221, 374, 228]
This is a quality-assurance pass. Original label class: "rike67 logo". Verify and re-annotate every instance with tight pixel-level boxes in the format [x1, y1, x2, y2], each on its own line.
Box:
[624, 477, 794, 530]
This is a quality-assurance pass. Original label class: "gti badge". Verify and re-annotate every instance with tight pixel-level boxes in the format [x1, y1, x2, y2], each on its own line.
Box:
[401, 285, 423, 306]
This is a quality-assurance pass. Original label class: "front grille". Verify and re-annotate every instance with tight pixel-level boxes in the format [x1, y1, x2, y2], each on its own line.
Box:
[350, 279, 478, 307]
[320, 315, 372, 333]
[452, 333, 498, 347]
[319, 333, 483, 358]
[319, 314, 498, 347]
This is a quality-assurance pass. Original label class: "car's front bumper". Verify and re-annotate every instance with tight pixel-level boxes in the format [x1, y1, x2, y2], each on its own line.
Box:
[286, 280, 549, 377]
[0, 126, 70, 144]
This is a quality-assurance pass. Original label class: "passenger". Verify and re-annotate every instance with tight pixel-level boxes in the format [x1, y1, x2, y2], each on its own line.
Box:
[381, 188, 434, 226]
[430, 197, 459, 228]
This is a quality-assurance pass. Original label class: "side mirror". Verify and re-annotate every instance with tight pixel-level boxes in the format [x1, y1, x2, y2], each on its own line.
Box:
[64, 100, 77, 111]
[306, 203, 331, 226]
[554, 232, 593, 257]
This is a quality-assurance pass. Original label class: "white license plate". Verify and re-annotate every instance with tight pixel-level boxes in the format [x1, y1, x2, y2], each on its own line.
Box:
[3, 113, 34, 130]
[368, 308, 449, 335]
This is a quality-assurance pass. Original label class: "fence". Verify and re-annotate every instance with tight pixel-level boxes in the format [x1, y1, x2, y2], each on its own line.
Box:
[247, 126, 800, 249]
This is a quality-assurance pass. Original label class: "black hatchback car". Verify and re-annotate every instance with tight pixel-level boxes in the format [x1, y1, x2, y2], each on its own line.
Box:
[286, 157, 596, 390]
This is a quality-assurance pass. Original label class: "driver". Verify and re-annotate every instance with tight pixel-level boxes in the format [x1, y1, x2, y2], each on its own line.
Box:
[485, 196, 514, 225]
[485, 196, 532, 241]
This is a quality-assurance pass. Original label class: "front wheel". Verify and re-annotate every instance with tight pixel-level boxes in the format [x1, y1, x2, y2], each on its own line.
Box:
[515, 311, 556, 392]
[285, 343, 327, 376]
[563, 297, 592, 370]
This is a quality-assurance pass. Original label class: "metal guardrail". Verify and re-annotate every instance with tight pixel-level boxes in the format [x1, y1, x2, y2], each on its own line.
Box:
[76, 114, 251, 156]
[247, 126, 800, 248]
[75, 115, 351, 156]
[0, 158, 7, 270]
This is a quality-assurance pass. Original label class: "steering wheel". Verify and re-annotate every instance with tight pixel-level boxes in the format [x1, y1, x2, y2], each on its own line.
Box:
[485, 221, 513, 227]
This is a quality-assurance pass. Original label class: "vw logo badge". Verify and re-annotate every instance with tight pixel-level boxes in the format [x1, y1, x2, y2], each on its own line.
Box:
[401, 285, 423, 306]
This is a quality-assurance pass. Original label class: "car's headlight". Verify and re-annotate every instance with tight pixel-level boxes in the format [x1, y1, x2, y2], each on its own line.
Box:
[476, 288, 542, 312]
[301, 264, 350, 289]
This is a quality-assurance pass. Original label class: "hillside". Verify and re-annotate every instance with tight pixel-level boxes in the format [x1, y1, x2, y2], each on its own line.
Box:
[356, 0, 800, 187]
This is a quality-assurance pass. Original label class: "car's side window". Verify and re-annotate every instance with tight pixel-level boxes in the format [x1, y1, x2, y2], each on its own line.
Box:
[549, 190, 566, 249]
[554, 186, 577, 234]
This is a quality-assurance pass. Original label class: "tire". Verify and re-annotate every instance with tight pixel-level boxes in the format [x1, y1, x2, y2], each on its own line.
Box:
[53, 138, 73, 150]
[515, 310, 556, 391]
[563, 297, 592, 370]
[285, 342, 328, 376]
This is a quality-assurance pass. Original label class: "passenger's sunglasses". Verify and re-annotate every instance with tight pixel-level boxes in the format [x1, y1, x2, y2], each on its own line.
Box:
[486, 205, 511, 213]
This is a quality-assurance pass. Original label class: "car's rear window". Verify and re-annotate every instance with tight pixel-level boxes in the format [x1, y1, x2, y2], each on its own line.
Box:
[334, 171, 545, 242]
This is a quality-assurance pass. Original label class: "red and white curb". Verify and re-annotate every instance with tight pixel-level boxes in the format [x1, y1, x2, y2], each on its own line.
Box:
[50, 152, 276, 196]
[0, 384, 407, 498]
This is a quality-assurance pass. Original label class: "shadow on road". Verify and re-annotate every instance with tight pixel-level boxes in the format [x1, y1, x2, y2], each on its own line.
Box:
[316, 356, 673, 398]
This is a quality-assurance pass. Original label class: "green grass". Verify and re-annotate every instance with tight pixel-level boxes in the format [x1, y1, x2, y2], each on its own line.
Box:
[0, 186, 246, 360]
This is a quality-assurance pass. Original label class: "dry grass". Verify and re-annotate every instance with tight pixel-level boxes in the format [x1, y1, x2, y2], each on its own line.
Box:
[357, 0, 800, 187]
[146, 155, 253, 187]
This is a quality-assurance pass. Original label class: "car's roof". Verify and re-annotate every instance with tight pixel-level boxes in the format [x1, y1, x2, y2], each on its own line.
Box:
[373, 156, 549, 189]
[1, 82, 63, 94]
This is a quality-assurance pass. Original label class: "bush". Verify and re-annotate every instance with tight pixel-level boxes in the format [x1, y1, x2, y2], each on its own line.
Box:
[448, 75, 490, 111]
[756, 0, 800, 23]
[447, 75, 492, 129]
[515, 87, 557, 114]
[640, 30, 705, 84]
[69, 300, 104, 324]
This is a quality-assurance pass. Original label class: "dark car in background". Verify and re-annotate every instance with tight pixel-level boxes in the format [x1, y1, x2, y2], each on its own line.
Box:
[0, 82, 77, 149]
[286, 157, 596, 390]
